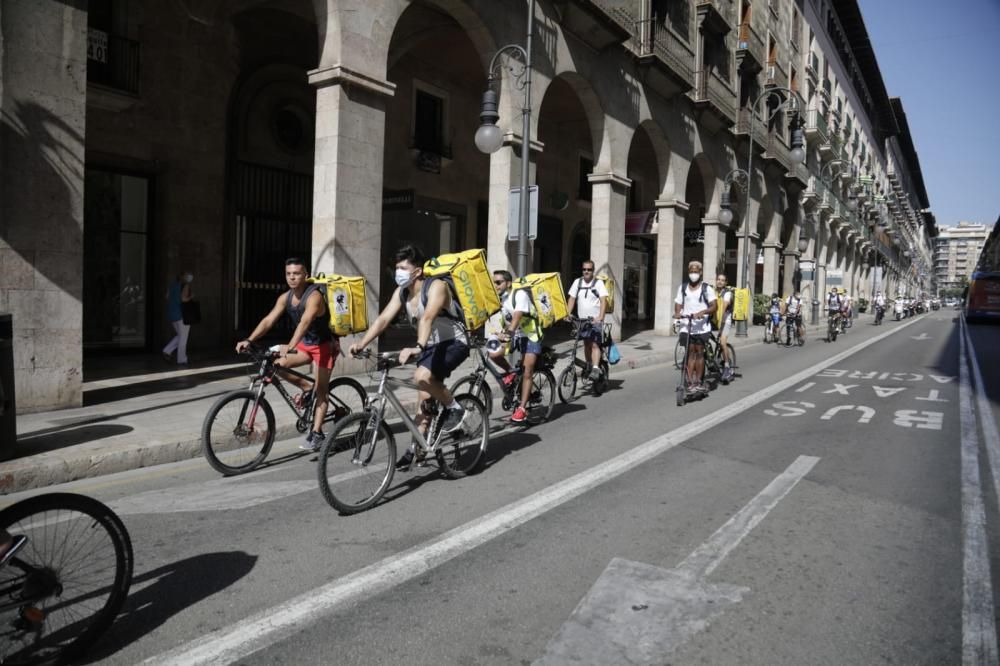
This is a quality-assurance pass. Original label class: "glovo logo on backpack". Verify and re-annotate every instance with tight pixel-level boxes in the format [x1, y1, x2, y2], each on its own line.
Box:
[457, 268, 488, 324]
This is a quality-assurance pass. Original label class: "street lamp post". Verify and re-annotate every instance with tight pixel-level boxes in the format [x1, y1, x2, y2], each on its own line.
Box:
[474, 0, 535, 277]
[718, 86, 805, 336]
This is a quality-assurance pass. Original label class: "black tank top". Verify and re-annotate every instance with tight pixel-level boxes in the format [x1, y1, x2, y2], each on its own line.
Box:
[285, 284, 332, 345]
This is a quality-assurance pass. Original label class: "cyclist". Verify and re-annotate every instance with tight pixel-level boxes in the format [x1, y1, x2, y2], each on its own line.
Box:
[497, 273, 544, 423]
[674, 261, 717, 394]
[236, 257, 338, 452]
[349, 245, 470, 469]
[783, 290, 805, 343]
[840, 290, 853, 332]
[566, 260, 609, 382]
[714, 274, 735, 381]
[826, 287, 843, 331]
[874, 290, 886, 324]
[768, 293, 782, 338]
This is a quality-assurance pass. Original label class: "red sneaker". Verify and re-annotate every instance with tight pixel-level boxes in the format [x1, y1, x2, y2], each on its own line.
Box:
[511, 406, 527, 423]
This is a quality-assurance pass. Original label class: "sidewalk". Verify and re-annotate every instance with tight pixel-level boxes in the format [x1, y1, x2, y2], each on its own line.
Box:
[2, 319, 834, 493]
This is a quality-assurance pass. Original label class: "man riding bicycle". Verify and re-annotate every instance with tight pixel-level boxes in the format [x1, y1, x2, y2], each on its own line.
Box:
[783, 290, 806, 343]
[714, 274, 735, 381]
[349, 245, 471, 469]
[826, 287, 843, 330]
[236, 257, 338, 452]
[674, 261, 717, 394]
[496, 272, 544, 423]
[566, 260, 609, 382]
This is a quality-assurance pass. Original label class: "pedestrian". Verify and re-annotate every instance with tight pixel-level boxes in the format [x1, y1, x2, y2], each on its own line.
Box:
[162, 271, 194, 366]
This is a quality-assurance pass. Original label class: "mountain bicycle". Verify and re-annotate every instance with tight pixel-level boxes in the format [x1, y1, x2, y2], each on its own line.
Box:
[317, 350, 489, 515]
[449, 336, 556, 425]
[558, 316, 611, 403]
[0, 493, 133, 664]
[763, 311, 781, 344]
[782, 313, 804, 346]
[201, 342, 368, 475]
[825, 311, 842, 342]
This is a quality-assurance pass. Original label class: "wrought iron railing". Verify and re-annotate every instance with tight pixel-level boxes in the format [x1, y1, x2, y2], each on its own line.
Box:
[694, 70, 736, 121]
[87, 34, 140, 95]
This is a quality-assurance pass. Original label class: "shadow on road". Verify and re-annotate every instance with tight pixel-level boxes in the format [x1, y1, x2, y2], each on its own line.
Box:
[84, 551, 258, 662]
[6, 424, 134, 460]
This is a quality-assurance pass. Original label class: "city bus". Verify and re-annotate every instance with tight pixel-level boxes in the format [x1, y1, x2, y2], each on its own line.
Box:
[965, 270, 1000, 322]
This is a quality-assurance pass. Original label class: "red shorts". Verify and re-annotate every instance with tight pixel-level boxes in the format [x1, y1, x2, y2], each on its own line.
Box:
[295, 340, 339, 370]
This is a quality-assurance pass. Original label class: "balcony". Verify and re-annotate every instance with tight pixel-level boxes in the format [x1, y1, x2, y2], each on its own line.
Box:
[692, 70, 737, 130]
[733, 106, 767, 148]
[762, 130, 791, 172]
[805, 108, 830, 145]
[805, 52, 820, 82]
[86, 32, 140, 107]
[735, 21, 765, 74]
[552, 0, 632, 51]
[634, 17, 695, 97]
[765, 61, 788, 89]
[696, 0, 731, 36]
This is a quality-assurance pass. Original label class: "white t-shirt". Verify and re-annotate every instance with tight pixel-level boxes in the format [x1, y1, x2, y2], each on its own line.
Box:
[674, 282, 717, 335]
[719, 289, 733, 325]
[785, 296, 802, 315]
[568, 277, 609, 320]
[501, 289, 533, 327]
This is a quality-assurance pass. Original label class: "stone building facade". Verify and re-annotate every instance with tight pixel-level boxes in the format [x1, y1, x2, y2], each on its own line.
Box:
[0, 0, 936, 412]
[934, 222, 991, 294]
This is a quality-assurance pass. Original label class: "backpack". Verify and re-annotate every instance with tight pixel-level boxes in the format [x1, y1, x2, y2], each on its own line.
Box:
[712, 286, 733, 331]
[513, 273, 570, 329]
[306, 273, 368, 336]
[418, 249, 501, 330]
[596, 274, 615, 313]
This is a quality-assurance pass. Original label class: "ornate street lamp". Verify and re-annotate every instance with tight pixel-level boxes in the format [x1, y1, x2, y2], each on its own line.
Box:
[720, 86, 805, 337]
[475, 0, 535, 276]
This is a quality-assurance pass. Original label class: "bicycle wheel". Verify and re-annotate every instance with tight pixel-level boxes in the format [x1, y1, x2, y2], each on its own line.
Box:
[673, 339, 685, 369]
[324, 377, 368, 425]
[725, 344, 736, 369]
[202, 390, 275, 476]
[0, 493, 133, 665]
[594, 360, 610, 395]
[450, 374, 493, 416]
[557, 365, 578, 404]
[436, 394, 489, 479]
[525, 369, 555, 424]
[317, 412, 396, 514]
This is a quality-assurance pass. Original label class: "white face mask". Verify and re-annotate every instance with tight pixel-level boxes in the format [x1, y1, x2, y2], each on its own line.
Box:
[183, 273, 193, 283]
[688, 273, 701, 284]
[395, 268, 415, 288]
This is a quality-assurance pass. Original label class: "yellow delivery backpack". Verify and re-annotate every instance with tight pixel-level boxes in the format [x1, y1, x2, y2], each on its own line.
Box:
[422, 249, 502, 330]
[513, 273, 570, 329]
[307, 273, 368, 336]
[596, 274, 615, 313]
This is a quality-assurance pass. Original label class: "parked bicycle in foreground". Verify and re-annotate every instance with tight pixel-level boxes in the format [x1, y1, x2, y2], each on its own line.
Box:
[317, 350, 489, 515]
[558, 316, 612, 402]
[449, 337, 556, 425]
[0, 493, 133, 664]
[201, 342, 367, 475]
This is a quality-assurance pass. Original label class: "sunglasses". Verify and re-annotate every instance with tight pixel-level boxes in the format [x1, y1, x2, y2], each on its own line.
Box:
[493, 280, 505, 285]
[581, 268, 594, 272]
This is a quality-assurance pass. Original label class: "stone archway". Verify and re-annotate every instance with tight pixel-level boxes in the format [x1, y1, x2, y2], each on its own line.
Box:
[623, 122, 666, 328]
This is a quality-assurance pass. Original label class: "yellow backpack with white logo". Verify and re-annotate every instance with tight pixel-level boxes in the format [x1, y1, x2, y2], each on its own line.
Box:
[596, 274, 615, 313]
[422, 249, 502, 330]
[513, 273, 570, 329]
[307, 273, 368, 336]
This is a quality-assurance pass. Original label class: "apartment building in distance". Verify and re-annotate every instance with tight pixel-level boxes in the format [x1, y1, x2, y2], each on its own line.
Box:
[934, 222, 991, 293]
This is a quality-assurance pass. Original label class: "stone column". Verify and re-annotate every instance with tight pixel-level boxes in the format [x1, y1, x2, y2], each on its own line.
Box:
[761, 242, 781, 296]
[653, 199, 688, 333]
[782, 250, 798, 296]
[308, 66, 395, 372]
[588, 172, 630, 339]
[0, 0, 88, 412]
[701, 217, 726, 279]
[736, 231, 760, 292]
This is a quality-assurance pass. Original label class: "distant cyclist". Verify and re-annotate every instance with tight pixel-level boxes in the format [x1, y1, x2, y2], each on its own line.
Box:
[566, 260, 609, 382]
[783, 290, 805, 343]
[768, 293, 782, 337]
[826, 287, 843, 329]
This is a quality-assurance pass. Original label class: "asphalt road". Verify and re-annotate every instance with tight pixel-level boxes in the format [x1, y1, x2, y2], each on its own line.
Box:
[5, 309, 997, 665]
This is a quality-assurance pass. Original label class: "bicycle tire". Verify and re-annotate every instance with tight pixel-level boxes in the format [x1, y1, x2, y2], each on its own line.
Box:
[317, 412, 396, 514]
[593, 360, 610, 396]
[202, 390, 275, 476]
[437, 394, 489, 479]
[324, 377, 368, 425]
[450, 374, 493, 416]
[557, 365, 578, 404]
[525, 369, 555, 424]
[0, 493, 133, 665]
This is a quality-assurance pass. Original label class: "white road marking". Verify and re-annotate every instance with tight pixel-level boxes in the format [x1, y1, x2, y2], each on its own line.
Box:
[820, 405, 874, 424]
[892, 410, 944, 431]
[795, 382, 816, 393]
[764, 401, 814, 417]
[142, 317, 925, 666]
[911, 333, 931, 340]
[915, 389, 948, 403]
[958, 317, 999, 665]
[873, 386, 907, 398]
[823, 383, 857, 395]
[536, 456, 819, 665]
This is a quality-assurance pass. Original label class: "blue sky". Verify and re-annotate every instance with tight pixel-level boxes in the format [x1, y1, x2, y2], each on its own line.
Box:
[858, 0, 1000, 229]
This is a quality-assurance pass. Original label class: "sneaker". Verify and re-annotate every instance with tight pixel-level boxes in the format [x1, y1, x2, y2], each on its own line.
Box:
[441, 406, 469, 433]
[299, 431, 322, 452]
[511, 406, 527, 423]
[396, 449, 415, 470]
[589, 367, 601, 381]
[501, 372, 517, 387]
[696, 383, 710, 394]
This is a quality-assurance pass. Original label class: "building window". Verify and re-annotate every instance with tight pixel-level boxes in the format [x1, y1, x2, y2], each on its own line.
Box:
[413, 86, 450, 157]
[578, 156, 593, 202]
[791, 8, 802, 51]
[87, 0, 140, 94]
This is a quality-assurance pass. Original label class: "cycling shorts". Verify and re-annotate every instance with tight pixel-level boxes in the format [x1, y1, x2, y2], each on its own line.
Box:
[514, 336, 543, 356]
[416, 339, 470, 381]
[295, 340, 339, 370]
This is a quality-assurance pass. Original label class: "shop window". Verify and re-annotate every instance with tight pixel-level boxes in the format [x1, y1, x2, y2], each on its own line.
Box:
[413, 87, 450, 158]
[83, 169, 151, 349]
[578, 156, 593, 202]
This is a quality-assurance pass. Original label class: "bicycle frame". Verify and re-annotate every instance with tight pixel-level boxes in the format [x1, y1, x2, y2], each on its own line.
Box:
[366, 368, 444, 456]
